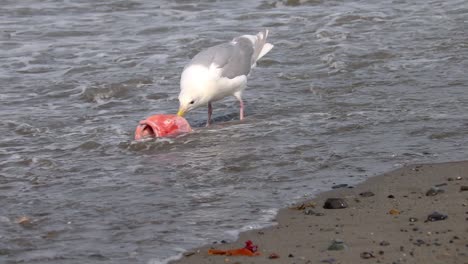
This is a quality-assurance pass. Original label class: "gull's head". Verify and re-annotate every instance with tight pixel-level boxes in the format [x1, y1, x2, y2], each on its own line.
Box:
[178, 64, 214, 117]
[177, 91, 205, 117]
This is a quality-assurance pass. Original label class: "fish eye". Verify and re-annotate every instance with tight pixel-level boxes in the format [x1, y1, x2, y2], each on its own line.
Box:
[189, 100, 195, 104]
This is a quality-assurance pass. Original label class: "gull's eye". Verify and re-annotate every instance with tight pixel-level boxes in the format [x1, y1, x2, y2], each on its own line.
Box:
[189, 100, 195, 104]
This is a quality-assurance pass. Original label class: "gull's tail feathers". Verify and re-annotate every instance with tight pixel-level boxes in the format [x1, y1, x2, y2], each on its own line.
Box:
[252, 29, 274, 65]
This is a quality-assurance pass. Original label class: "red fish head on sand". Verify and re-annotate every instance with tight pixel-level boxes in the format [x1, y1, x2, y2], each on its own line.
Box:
[134, 114, 192, 140]
[207, 240, 260, 257]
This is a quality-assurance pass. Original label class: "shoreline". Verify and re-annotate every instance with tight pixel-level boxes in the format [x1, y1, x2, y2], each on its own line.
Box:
[170, 160, 468, 264]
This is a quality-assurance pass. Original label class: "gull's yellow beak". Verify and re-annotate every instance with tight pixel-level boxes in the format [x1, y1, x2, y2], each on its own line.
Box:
[177, 108, 186, 117]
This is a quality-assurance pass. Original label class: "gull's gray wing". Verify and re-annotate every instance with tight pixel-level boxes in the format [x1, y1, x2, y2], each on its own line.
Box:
[187, 38, 254, 79]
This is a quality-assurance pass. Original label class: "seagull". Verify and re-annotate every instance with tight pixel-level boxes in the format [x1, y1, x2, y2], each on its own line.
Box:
[177, 30, 274, 126]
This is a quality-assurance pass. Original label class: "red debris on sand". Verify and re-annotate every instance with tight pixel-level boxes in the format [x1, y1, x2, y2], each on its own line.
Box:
[208, 240, 260, 256]
[134, 114, 192, 140]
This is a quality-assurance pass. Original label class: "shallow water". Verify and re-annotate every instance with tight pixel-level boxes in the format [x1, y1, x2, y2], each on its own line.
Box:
[1, 0, 467, 263]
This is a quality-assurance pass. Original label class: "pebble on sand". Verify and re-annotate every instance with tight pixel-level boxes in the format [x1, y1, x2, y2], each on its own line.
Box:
[304, 209, 324, 216]
[426, 187, 445, 196]
[359, 191, 375, 197]
[328, 239, 347, 251]
[379, 241, 390, 246]
[389, 208, 400, 215]
[360, 252, 375, 259]
[323, 198, 348, 209]
[426, 212, 448, 222]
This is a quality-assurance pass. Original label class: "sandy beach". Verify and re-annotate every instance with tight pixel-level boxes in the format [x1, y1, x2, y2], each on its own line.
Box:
[171, 161, 468, 264]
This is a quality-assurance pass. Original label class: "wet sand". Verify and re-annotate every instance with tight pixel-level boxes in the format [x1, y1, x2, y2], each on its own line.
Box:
[171, 161, 468, 264]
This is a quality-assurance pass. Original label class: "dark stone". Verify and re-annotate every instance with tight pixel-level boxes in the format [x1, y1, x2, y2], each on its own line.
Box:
[359, 191, 375, 197]
[304, 208, 315, 215]
[460, 186, 468, 192]
[379, 241, 390, 246]
[321, 258, 336, 264]
[414, 239, 425, 246]
[426, 212, 448, 222]
[323, 198, 348, 209]
[328, 239, 346, 251]
[268, 253, 280, 259]
[387, 194, 395, 199]
[183, 251, 195, 257]
[288, 253, 294, 258]
[332, 184, 348, 189]
[360, 252, 375, 259]
[426, 187, 445, 196]
[435, 183, 448, 187]
[304, 209, 325, 216]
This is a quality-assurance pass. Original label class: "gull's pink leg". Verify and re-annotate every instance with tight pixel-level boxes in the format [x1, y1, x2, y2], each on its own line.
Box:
[234, 91, 244, 121]
[206, 102, 212, 127]
[239, 99, 244, 120]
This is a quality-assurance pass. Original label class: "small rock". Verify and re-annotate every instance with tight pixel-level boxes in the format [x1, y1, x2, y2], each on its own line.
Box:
[389, 208, 400, 215]
[413, 239, 425, 246]
[323, 198, 348, 209]
[304, 208, 325, 216]
[378, 250, 384, 255]
[360, 252, 375, 259]
[288, 253, 294, 258]
[328, 239, 346, 251]
[379, 241, 390, 246]
[435, 183, 448, 187]
[409, 217, 418, 222]
[183, 251, 195, 257]
[387, 194, 395, 199]
[304, 208, 315, 215]
[332, 184, 348, 189]
[426, 187, 445, 196]
[320, 258, 336, 264]
[359, 191, 375, 197]
[447, 177, 454, 181]
[456, 176, 462, 180]
[460, 186, 468, 192]
[268, 253, 280, 259]
[426, 212, 448, 222]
